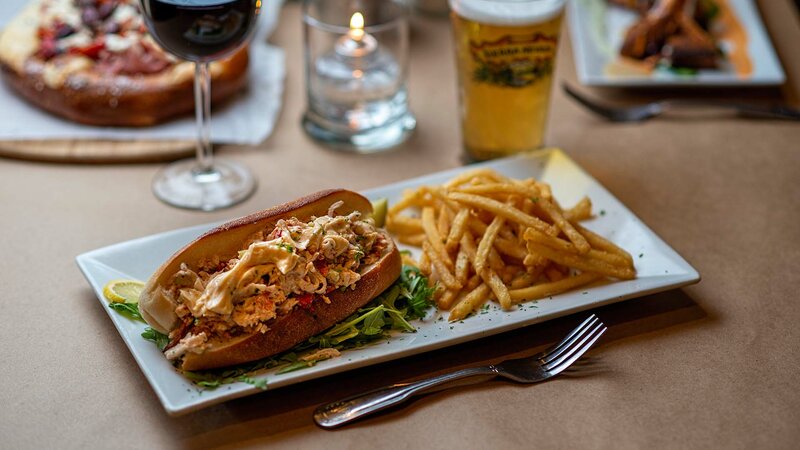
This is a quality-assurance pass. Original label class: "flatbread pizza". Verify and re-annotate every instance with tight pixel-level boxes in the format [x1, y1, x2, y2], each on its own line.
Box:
[0, 0, 248, 126]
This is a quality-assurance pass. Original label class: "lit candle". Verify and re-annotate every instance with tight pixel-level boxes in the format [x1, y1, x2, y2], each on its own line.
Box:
[302, 0, 415, 151]
[335, 12, 378, 58]
[350, 12, 365, 41]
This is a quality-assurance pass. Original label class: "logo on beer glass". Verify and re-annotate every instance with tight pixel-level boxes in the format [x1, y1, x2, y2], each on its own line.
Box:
[469, 33, 558, 88]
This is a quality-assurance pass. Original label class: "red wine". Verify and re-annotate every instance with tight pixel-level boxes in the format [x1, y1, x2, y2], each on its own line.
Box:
[140, 0, 259, 61]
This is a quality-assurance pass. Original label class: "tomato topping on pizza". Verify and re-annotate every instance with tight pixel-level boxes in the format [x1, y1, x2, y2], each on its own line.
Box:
[35, 0, 172, 75]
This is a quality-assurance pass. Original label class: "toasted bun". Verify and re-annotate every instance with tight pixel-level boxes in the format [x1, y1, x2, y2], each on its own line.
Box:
[0, 2, 248, 127]
[140, 189, 402, 371]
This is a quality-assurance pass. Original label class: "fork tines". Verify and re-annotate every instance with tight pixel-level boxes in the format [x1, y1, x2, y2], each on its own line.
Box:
[541, 314, 607, 375]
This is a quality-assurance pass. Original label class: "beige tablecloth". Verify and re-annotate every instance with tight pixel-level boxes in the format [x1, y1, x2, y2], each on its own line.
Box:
[1, 1, 799, 449]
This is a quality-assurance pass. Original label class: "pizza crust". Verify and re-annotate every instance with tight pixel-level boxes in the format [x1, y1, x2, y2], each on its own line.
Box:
[0, 2, 39, 74]
[0, 1, 249, 127]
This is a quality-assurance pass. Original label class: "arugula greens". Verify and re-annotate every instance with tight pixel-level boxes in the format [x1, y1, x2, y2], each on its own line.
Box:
[107, 265, 436, 391]
[141, 327, 170, 351]
[107, 302, 170, 350]
[107, 302, 143, 321]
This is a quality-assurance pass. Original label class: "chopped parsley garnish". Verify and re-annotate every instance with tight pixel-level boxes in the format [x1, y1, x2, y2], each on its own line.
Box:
[277, 242, 294, 253]
[353, 247, 365, 263]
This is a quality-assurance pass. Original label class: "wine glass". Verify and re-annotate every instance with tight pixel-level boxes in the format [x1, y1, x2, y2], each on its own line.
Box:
[140, 0, 261, 211]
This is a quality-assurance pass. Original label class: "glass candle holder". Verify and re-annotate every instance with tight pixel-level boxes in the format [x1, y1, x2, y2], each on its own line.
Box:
[302, 0, 416, 153]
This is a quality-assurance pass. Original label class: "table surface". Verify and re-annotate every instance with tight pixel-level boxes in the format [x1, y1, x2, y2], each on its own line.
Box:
[2, 1, 799, 449]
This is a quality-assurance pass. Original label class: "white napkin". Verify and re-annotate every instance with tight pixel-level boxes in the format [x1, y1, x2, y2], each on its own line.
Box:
[0, 0, 285, 145]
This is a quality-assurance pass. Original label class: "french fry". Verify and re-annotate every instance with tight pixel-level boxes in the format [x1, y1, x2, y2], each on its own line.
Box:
[510, 271, 536, 289]
[438, 288, 459, 310]
[437, 205, 451, 237]
[517, 198, 535, 239]
[535, 181, 552, 199]
[467, 216, 488, 236]
[397, 233, 426, 246]
[570, 222, 635, 265]
[523, 254, 538, 266]
[488, 248, 505, 273]
[460, 231, 478, 263]
[445, 208, 470, 251]
[449, 283, 491, 321]
[525, 242, 636, 280]
[387, 215, 424, 234]
[388, 188, 426, 216]
[525, 261, 549, 282]
[494, 237, 527, 260]
[535, 197, 590, 252]
[545, 266, 566, 282]
[454, 246, 470, 285]
[400, 252, 418, 267]
[474, 215, 505, 272]
[419, 250, 431, 276]
[444, 169, 507, 189]
[448, 192, 556, 235]
[455, 182, 542, 199]
[563, 197, 592, 222]
[421, 207, 453, 269]
[498, 226, 517, 241]
[432, 284, 446, 300]
[465, 273, 482, 291]
[423, 241, 461, 289]
[481, 268, 512, 309]
[523, 228, 632, 268]
[509, 272, 602, 303]
[523, 244, 550, 272]
[503, 264, 522, 281]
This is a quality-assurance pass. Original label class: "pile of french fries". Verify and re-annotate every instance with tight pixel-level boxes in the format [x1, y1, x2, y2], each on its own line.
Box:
[386, 168, 636, 321]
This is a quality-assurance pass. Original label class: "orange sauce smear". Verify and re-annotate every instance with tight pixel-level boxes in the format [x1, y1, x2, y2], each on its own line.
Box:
[713, 0, 752, 77]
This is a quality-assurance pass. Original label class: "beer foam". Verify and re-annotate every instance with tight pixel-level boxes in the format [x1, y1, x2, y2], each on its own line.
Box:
[449, 0, 564, 26]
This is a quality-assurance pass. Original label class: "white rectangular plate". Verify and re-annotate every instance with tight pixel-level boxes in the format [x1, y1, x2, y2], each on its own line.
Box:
[76, 148, 699, 416]
[567, 0, 785, 86]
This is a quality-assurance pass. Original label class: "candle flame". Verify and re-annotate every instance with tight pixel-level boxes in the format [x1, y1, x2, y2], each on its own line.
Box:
[350, 12, 365, 40]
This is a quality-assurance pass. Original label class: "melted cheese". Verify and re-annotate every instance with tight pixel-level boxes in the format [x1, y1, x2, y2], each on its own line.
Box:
[42, 56, 91, 88]
[111, 4, 140, 24]
[58, 31, 93, 51]
[104, 34, 137, 52]
[41, 0, 82, 29]
[0, 3, 41, 72]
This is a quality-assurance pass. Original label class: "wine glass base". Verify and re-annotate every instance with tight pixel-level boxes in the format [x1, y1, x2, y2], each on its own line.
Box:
[152, 158, 256, 211]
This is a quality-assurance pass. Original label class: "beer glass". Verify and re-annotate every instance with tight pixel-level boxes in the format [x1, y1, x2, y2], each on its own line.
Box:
[449, 0, 565, 160]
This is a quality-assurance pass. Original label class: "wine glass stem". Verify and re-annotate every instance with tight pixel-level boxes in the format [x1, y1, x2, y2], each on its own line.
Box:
[194, 61, 213, 173]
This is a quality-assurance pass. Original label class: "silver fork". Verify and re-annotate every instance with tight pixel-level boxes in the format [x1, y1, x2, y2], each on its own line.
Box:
[562, 83, 800, 122]
[313, 314, 607, 429]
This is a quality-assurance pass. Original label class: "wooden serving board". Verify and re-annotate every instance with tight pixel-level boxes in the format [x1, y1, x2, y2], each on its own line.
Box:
[0, 139, 194, 164]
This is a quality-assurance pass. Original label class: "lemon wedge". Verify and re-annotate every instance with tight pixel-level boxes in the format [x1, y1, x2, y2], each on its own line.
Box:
[371, 198, 388, 228]
[103, 280, 145, 304]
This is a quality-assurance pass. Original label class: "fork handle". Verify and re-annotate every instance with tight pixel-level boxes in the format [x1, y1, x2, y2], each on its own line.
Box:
[313, 366, 498, 428]
[665, 100, 800, 120]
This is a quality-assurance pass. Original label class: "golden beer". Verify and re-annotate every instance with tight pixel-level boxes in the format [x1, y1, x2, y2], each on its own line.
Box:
[450, 0, 564, 160]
